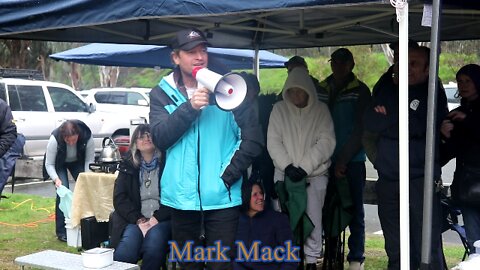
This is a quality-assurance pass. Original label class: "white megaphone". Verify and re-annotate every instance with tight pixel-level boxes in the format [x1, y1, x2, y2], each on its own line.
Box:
[192, 67, 247, 111]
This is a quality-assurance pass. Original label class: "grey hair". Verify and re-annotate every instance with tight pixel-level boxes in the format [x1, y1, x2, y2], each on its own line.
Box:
[128, 124, 159, 168]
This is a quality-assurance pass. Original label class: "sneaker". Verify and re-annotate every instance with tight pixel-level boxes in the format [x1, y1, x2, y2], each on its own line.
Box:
[348, 261, 364, 270]
[57, 235, 67, 242]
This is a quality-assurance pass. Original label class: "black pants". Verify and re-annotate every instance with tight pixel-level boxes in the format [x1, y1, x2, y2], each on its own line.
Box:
[55, 161, 83, 237]
[376, 177, 445, 270]
[171, 207, 240, 270]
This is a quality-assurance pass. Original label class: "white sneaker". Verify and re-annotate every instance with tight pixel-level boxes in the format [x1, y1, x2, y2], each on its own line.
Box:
[348, 261, 364, 270]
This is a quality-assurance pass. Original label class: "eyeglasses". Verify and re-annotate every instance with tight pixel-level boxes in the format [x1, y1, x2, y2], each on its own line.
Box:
[137, 132, 151, 142]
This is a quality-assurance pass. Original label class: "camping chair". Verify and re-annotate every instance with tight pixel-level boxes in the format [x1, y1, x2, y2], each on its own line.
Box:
[440, 192, 470, 262]
[322, 176, 353, 270]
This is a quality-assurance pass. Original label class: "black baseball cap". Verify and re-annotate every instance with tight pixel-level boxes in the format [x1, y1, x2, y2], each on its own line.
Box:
[171, 28, 209, 51]
[329, 48, 354, 63]
[284, 56, 307, 68]
[389, 40, 419, 51]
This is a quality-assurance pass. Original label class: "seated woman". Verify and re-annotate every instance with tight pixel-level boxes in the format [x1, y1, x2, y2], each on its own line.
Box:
[110, 124, 171, 270]
[233, 180, 298, 270]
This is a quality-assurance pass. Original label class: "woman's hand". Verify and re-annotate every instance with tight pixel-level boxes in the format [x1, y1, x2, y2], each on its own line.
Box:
[448, 110, 466, 121]
[138, 221, 152, 237]
[148, 216, 158, 227]
[54, 178, 62, 188]
[441, 119, 454, 138]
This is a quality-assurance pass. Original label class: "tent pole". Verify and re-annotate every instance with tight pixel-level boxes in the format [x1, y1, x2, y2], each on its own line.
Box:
[395, 1, 410, 269]
[421, 0, 442, 269]
[253, 46, 260, 80]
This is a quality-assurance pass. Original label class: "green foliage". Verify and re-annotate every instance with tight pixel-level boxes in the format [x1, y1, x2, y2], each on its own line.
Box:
[117, 68, 170, 88]
[257, 48, 391, 95]
[439, 53, 479, 84]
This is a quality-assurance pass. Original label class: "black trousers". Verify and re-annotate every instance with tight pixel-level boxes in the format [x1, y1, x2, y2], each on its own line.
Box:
[171, 207, 240, 270]
[376, 177, 445, 270]
[55, 161, 83, 237]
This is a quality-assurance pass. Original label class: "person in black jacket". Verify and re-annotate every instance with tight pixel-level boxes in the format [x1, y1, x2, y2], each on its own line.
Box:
[112, 124, 171, 270]
[440, 64, 480, 253]
[0, 98, 17, 197]
[364, 46, 448, 270]
[44, 119, 95, 242]
[233, 180, 298, 270]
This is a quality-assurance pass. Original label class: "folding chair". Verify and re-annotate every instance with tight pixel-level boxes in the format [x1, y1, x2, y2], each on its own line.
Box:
[440, 193, 470, 262]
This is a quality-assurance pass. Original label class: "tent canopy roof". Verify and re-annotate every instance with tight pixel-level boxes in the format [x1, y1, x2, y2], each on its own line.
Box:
[49, 43, 288, 70]
[0, 1, 479, 49]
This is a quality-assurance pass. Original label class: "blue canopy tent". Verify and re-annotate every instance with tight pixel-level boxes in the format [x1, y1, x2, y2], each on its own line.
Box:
[0, 1, 478, 49]
[1, 1, 480, 269]
[49, 43, 288, 70]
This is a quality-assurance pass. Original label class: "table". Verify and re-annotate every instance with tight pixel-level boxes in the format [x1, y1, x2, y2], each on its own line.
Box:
[15, 250, 139, 270]
[71, 171, 118, 228]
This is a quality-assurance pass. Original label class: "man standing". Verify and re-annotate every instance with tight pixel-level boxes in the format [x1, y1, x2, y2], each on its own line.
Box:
[0, 98, 17, 198]
[317, 48, 371, 270]
[268, 66, 335, 270]
[149, 28, 263, 270]
[364, 46, 447, 270]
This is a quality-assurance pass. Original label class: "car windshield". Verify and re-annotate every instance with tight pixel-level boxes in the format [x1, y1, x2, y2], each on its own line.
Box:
[444, 86, 460, 104]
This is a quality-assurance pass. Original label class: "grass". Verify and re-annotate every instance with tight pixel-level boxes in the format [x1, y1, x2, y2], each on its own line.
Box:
[0, 193, 79, 269]
[0, 193, 468, 270]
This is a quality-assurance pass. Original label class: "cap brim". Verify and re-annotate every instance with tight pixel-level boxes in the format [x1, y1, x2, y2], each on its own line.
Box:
[180, 40, 209, 51]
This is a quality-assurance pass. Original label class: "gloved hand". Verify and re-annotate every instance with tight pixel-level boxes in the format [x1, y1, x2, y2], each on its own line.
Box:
[285, 164, 307, 182]
[294, 167, 307, 182]
[284, 164, 298, 180]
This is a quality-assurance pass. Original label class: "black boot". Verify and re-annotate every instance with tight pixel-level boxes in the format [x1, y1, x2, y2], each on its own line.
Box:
[305, 263, 317, 270]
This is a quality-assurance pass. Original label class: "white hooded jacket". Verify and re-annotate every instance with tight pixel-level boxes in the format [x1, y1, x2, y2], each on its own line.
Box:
[267, 67, 336, 182]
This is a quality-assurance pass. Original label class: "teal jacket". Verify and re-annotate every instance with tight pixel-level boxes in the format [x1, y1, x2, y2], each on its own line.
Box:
[317, 73, 371, 165]
[149, 70, 263, 211]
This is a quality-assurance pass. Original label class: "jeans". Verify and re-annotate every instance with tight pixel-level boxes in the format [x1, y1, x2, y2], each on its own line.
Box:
[461, 205, 480, 253]
[114, 221, 172, 270]
[376, 176, 444, 270]
[170, 207, 240, 270]
[55, 161, 83, 237]
[345, 162, 366, 263]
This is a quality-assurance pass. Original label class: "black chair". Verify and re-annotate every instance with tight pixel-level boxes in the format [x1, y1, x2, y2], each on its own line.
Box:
[440, 193, 470, 262]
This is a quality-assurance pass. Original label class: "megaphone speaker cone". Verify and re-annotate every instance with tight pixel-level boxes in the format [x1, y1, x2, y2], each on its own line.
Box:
[215, 73, 247, 111]
[192, 67, 247, 110]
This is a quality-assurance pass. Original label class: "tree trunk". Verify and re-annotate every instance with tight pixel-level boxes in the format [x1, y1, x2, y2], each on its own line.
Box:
[70, 63, 81, 90]
[99, 66, 120, 87]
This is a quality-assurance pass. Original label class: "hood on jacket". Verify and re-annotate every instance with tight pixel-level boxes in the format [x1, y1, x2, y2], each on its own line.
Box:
[281, 67, 318, 111]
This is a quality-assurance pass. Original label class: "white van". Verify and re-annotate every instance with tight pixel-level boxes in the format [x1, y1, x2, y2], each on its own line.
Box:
[0, 78, 131, 158]
[80, 87, 150, 121]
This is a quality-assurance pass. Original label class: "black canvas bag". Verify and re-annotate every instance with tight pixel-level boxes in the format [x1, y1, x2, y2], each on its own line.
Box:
[80, 216, 110, 250]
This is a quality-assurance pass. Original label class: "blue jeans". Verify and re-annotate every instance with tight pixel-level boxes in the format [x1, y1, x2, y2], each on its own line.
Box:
[170, 207, 240, 270]
[55, 161, 83, 237]
[344, 162, 366, 263]
[461, 205, 480, 253]
[114, 221, 172, 270]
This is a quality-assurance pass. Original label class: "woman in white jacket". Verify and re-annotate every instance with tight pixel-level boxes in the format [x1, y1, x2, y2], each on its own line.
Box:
[267, 66, 336, 270]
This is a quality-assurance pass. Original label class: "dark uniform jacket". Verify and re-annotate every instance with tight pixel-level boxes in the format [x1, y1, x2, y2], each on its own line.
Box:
[364, 80, 448, 181]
